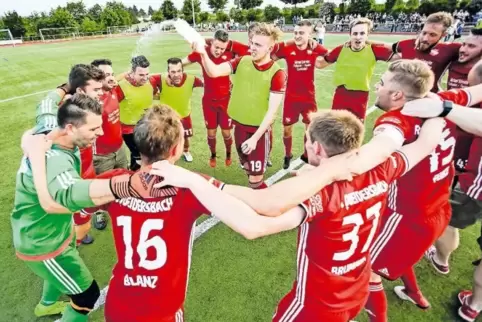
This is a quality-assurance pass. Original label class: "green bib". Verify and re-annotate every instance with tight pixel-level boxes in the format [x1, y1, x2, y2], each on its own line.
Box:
[228, 56, 282, 126]
[333, 45, 377, 92]
[118, 79, 153, 125]
[159, 74, 195, 118]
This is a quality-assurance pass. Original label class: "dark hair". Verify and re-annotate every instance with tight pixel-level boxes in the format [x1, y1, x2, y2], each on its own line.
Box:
[167, 57, 183, 72]
[471, 28, 482, 36]
[134, 104, 182, 164]
[57, 94, 102, 129]
[91, 59, 112, 67]
[69, 64, 105, 93]
[214, 29, 229, 42]
[297, 20, 312, 27]
[131, 55, 150, 71]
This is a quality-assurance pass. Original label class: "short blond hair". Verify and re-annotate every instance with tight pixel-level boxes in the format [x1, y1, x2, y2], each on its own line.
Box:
[349, 18, 373, 33]
[426, 12, 453, 30]
[308, 110, 364, 157]
[250, 22, 283, 42]
[387, 59, 434, 99]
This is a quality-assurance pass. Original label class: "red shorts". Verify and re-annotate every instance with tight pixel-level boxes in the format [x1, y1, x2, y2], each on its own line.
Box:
[202, 96, 232, 130]
[234, 123, 272, 176]
[273, 290, 365, 322]
[105, 296, 184, 322]
[370, 204, 452, 280]
[331, 86, 369, 121]
[283, 98, 317, 126]
[181, 115, 193, 138]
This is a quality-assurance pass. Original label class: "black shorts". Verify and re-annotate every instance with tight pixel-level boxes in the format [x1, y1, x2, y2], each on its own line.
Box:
[449, 184, 482, 229]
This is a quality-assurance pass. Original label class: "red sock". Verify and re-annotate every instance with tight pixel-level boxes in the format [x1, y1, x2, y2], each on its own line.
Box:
[303, 135, 308, 158]
[207, 136, 216, 155]
[76, 239, 82, 246]
[401, 266, 421, 294]
[365, 281, 388, 322]
[283, 136, 293, 157]
[249, 181, 267, 189]
[223, 135, 233, 157]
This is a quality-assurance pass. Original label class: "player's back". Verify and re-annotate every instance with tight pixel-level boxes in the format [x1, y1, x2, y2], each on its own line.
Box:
[299, 153, 407, 310]
[105, 187, 206, 321]
[383, 110, 455, 217]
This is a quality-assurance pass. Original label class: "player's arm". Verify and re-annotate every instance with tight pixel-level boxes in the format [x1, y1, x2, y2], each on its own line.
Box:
[35, 89, 66, 133]
[183, 51, 200, 67]
[116, 71, 128, 81]
[315, 56, 331, 69]
[182, 57, 193, 67]
[249, 70, 286, 143]
[198, 46, 232, 77]
[316, 45, 341, 69]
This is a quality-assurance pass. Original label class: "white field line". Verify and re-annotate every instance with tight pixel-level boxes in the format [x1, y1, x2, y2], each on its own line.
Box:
[54, 104, 378, 320]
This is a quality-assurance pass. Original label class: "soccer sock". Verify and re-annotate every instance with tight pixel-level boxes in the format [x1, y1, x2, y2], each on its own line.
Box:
[249, 180, 268, 189]
[283, 136, 293, 157]
[224, 135, 233, 157]
[401, 266, 421, 294]
[184, 138, 190, 153]
[208, 136, 216, 156]
[41, 280, 62, 305]
[61, 305, 88, 322]
[366, 281, 388, 322]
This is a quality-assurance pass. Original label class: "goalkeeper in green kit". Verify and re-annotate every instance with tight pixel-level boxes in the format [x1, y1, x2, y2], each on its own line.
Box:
[12, 94, 163, 321]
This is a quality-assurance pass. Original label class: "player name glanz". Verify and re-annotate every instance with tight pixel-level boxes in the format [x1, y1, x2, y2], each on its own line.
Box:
[124, 274, 158, 289]
[344, 182, 389, 208]
[116, 197, 173, 212]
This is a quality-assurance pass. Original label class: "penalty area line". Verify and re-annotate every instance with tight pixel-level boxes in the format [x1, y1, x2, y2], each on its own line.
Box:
[55, 101, 378, 321]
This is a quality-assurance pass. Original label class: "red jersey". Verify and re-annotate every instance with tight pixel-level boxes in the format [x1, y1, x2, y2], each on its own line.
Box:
[297, 152, 408, 310]
[373, 88, 470, 216]
[93, 89, 123, 155]
[460, 136, 482, 201]
[447, 61, 472, 90]
[272, 42, 328, 102]
[105, 177, 224, 321]
[188, 48, 234, 99]
[394, 39, 460, 92]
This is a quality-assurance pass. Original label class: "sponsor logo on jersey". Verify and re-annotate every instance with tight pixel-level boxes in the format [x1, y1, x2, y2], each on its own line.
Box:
[430, 48, 439, 56]
[378, 267, 390, 276]
[222, 55, 227, 60]
[380, 117, 401, 124]
[307, 50, 312, 55]
[308, 194, 323, 217]
[290, 51, 296, 56]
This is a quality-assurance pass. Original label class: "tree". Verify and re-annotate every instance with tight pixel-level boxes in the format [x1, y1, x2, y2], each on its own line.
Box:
[88, 4, 103, 23]
[385, 0, 397, 11]
[0, 18, 4, 29]
[278, 0, 309, 7]
[139, 8, 147, 17]
[230, 8, 247, 23]
[209, 0, 229, 12]
[348, 0, 373, 15]
[246, 8, 263, 21]
[2, 11, 26, 37]
[66, 1, 87, 24]
[132, 5, 139, 16]
[467, 0, 482, 14]
[148, 6, 155, 15]
[100, 7, 120, 27]
[391, 0, 406, 13]
[161, 0, 178, 20]
[264, 5, 281, 21]
[182, 0, 201, 23]
[151, 10, 164, 22]
[239, 0, 263, 10]
[216, 11, 230, 21]
[199, 11, 210, 22]
[49, 7, 77, 28]
[319, 2, 336, 18]
[81, 16, 98, 32]
[405, 0, 420, 12]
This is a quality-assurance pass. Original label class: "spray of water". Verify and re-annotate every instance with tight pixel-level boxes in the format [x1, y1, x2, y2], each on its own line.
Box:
[132, 19, 206, 58]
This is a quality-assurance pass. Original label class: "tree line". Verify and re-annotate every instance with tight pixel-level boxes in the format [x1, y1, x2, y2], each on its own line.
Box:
[1, 0, 481, 39]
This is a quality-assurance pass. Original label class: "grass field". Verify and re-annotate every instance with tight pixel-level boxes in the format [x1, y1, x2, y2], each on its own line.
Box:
[1, 31, 481, 322]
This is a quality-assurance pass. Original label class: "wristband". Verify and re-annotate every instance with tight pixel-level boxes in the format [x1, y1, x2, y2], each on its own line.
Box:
[439, 100, 453, 117]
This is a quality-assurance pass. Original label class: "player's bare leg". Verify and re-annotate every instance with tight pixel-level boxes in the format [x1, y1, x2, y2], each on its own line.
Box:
[431, 225, 459, 271]
[301, 124, 309, 163]
[183, 137, 193, 162]
[249, 174, 267, 189]
[394, 266, 430, 309]
[458, 262, 482, 321]
[221, 129, 233, 166]
[282, 124, 294, 169]
[207, 128, 217, 167]
[365, 272, 388, 322]
[75, 222, 93, 246]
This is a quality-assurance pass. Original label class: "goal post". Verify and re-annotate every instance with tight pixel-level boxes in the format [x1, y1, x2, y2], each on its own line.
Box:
[39, 27, 80, 42]
[0, 29, 17, 47]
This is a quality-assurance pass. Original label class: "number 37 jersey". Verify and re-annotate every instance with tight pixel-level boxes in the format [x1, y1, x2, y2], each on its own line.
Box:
[104, 181, 221, 321]
[374, 88, 470, 216]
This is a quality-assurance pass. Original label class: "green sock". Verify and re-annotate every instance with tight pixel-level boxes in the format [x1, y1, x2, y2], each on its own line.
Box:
[61, 305, 88, 322]
[40, 280, 62, 306]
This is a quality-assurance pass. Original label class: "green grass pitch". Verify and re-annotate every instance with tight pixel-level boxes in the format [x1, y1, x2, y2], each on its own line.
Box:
[0, 32, 479, 322]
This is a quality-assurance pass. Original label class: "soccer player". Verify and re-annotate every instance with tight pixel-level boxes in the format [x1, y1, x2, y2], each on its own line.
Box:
[29, 104, 355, 322]
[36, 64, 105, 245]
[115, 55, 160, 170]
[192, 23, 287, 189]
[90, 59, 128, 174]
[14, 94, 163, 321]
[392, 11, 461, 92]
[151, 110, 445, 322]
[315, 18, 396, 121]
[270, 20, 328, 168]
[358, 60, 482, 322]
[182, 29, 235, 167]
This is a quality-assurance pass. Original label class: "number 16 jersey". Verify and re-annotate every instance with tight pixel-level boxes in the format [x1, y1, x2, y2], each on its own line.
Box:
[104, 178, 223, 322]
